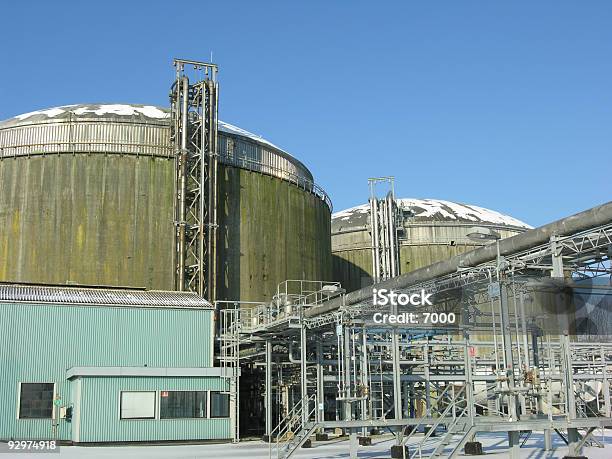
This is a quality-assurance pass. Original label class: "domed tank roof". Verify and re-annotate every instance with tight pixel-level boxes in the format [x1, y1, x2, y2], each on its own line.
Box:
[332, 198, 531, 233]
[0, 103, 285, 152]
[0, 104, 333, 208]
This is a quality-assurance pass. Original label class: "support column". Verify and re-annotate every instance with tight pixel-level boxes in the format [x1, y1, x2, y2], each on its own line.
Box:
[602, 346, 611, 417]
[544, 429, 552, 451]
[508, 430, 521, 459]
[265, 340, 272, 439]
[567, 428, 581, 456]
[424, 341, 431, 417]
[551, 235, 577, 422]
[316, 339, 325, 423]
[500, 283, 517, 420]
[349, 428, 358, 459]
[344, 325, 352, 422]
[301, 323, 308, 424]
[391, 329, 402, 420]
[464, 338, 476, 423]
[360, 327, 369, 436]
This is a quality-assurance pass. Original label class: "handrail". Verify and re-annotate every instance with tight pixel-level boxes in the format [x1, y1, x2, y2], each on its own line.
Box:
[413, 386, 466, 458]
[222, 154, 333, 212]
[269, 394, 317, 459]
[420, 406, 469, 459]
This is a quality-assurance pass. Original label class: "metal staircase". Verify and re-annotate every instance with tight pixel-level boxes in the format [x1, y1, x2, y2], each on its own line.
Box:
[409, 386, 467, 459]
[424, 407, 469, 458]
[268, 394, 318, 459]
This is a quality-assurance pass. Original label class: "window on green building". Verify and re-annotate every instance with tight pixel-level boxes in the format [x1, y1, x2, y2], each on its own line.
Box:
[19, 383, 55, 419]
[160, 391, 207, 419]
[210, 391, 230, 418]
[120, 391, 156, 420]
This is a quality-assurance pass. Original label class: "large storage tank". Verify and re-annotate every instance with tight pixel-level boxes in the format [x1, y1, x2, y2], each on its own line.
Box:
[332, 198, 531, 292]
[0, 104, 332, 302]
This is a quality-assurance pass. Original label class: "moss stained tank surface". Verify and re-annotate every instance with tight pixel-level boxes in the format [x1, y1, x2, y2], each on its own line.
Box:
[332, 198, 531, 292]
[218, 167, 332, 302]
[0, 104, 332, 301]
[0, 154, 175, 288]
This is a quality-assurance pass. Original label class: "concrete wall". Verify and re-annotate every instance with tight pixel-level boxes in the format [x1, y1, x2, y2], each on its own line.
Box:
[0, 154, 175, 289]
[0, 154, 332, 302]
[332, 225, 524, 292]
[218, 165, 332, 302]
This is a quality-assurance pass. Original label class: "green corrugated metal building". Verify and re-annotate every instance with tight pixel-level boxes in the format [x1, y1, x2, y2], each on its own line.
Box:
[0, 284, 232, 444]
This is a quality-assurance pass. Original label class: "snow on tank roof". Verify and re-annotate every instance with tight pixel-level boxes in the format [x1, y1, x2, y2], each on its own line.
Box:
[332, 198, 531, 231]
[3, 103, 282, 151]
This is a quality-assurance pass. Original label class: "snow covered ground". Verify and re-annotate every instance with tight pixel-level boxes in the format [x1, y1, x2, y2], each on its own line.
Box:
[1, 431, 611, 459]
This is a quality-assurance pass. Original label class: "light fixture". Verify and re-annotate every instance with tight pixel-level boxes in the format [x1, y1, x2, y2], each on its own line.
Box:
[466, 226, 501, 242]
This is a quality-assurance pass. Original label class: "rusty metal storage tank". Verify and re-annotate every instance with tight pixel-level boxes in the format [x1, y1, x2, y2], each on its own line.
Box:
[0, 104, 332, 302]
[332, 198, 531, 292]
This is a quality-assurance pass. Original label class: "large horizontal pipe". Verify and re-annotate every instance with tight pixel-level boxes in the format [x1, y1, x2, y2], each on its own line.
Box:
[307, 201, 612, 318]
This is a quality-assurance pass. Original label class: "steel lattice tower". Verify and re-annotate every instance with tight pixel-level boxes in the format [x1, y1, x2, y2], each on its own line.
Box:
[170, 59, 219, 300]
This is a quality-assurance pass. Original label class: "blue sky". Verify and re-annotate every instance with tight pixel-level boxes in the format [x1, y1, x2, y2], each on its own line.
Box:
[1, 1, 610, 226]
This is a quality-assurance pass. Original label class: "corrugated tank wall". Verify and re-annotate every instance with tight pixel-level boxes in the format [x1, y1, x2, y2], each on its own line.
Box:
[0, 154, 332, 300]
[218, 165, 332, 302]
[332, 224, 525, 292]
[0, 154, 175, 289]
[0, 106, 333, 301]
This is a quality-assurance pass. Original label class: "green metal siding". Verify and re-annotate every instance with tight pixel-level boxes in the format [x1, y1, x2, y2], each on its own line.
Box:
[0, 302, 215, 441]
[75, 377, 229, 443]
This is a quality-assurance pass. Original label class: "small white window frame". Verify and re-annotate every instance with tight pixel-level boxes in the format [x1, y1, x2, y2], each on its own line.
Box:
[119, 391, 156, 420]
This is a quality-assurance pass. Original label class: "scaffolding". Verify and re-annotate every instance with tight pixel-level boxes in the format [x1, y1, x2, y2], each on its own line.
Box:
[170, 58, 219, 299]
[219, 201, 612, 459]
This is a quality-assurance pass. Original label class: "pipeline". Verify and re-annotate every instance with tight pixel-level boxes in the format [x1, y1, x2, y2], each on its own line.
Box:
[306, 201, 612, 318]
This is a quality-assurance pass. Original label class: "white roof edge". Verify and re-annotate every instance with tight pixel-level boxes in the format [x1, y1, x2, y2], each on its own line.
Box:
[4, 103, 286, 153]
[66, 366, 237, 379]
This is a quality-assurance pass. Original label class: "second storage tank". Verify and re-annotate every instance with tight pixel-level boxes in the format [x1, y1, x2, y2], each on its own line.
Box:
[332, 198, 531, 292]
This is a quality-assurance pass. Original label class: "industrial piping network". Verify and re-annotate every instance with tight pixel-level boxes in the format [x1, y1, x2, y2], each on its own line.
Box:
[219, 200, 612, 459]
[307, 201, 612, 319]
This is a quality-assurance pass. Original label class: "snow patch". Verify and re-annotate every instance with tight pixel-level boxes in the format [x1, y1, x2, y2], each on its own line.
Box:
[12, 104, 286, 152]
[15, 106, 77, 120]
[72, 104, 169, 119]
[218, 120, 280, 150]
[333, 198, 531, 229]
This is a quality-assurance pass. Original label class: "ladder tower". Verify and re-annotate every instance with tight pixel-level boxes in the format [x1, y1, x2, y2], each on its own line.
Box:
[170, 58, 219, 299]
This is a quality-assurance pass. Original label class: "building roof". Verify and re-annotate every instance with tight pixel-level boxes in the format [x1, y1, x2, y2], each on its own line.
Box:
[0, 283, 213, 309]
[332, 198, 531, 233]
